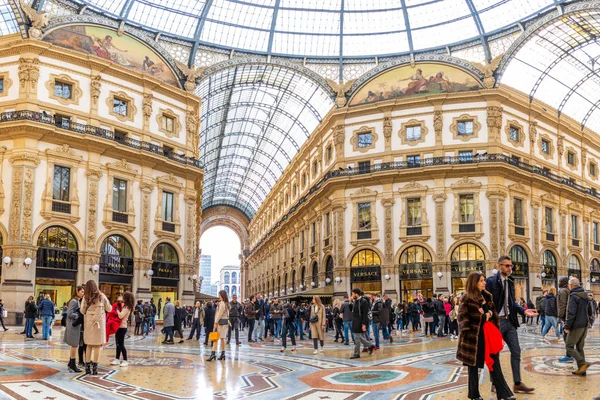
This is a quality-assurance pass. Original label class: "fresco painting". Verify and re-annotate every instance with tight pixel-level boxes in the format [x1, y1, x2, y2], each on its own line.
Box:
[43, 25, 179, 86]
[349, 63, 482, 106]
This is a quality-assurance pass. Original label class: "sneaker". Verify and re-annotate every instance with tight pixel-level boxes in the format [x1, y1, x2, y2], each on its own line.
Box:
[558, 356, 574, 363]
[313, 350, 319, 355]
[120, 361, 129, 367]
[319, 348, 324, 353]
[110, 359, 120, 366]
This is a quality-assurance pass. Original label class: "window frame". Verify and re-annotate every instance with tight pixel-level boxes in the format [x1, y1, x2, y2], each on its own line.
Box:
[112, 177, 128, 213]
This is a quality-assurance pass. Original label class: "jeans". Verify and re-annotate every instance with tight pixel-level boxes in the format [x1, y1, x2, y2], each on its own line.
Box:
[343, 321, 354, 344]
[541, 316, 560, 337]
[274, 319, 282, 338]
[25, 318, 34, 337]
[381, 323, 389, 340]
[540, 314, 546, 330]
[281, 321, 296, 348]
[437, 315, 446, 336]
[256, 318, 264, 340]
[151, 316, 156, 330]
[247, 319, 255, 341]
[188, 318, 202, 339]
[42, 315, 52, 339]
[297, 319, 305, 340]
[499, 318, 522, 384]
[396, 318, 402, 331]
[372, 322, 380, 347]
[164, 326, 173, 342]
[353, 332, 373, 357]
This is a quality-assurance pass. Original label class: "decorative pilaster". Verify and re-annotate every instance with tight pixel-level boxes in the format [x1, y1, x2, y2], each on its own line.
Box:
[560, 208, 568, 269]
[0, 146, 6, 215]
[185, 195, 195, 264]
[382, 198, 394, 264]
[142, 93, 153, 131]
[499, 197, 506, 256]
[333, 124, 345, 168]
[486, 106, 503, 142]
[383, 116, 392, 152]
[140, 182, 154, 257]
[531, 200, 540, 263]
[487, 189, 507, 260]
[18, 57, 40, 100]
[86, 169, 102, 251]
[90, 74, 101, 114]
[8, 166, 22, 243]
[433, 193, 446, 262]
[433, 109, 443, 147]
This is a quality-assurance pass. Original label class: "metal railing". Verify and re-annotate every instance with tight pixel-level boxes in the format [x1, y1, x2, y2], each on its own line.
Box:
[0, 110, 203, 170]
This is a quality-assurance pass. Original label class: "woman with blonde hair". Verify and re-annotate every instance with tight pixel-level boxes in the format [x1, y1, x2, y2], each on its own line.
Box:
[332, 299, 344, 343]
[81, 280, 111, 375]
[309, 296, 326, 354]
[207, 290, 230, 362]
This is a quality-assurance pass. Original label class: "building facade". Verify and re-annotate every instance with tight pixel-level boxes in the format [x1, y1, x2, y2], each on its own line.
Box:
[199, 254, 212, 294]
[0, 33, 203, 322]
[246, 61, 600, 303]
[219, 265, 240, 298]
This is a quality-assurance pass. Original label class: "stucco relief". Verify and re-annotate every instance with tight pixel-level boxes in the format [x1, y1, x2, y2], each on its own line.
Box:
[489, 198, 498, 260]
[486, 106, 503, 141]
[382, 199, 394, 263]
[186, 202, 194, 263]
[86, 178, 98, 250]
[531, 201, 540, 263]
[141, 190, 151, 257]
[9, 167, 23, 242]
[433, 193, 446, 262]
[18, 57, 40, 94]
[499, 199, 506, 255]
[21, 168, 34, 243]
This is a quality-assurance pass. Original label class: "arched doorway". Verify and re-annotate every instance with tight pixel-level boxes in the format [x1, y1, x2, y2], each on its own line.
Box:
[350, 249, 382, 294]
[399, 245, 433, 302]
[325, 256, 333, 285]
[311, 261, 319, 288]
[509, 245, 529, 302]
[591, 259, 600, 295]
[568, 255, 581, 280]
[152, 243, 180, 303]
[99, 234, 134, 303]
[541, 250, 558, 290]
[450, 243, 485, 295]
[35, 226, 79, 309]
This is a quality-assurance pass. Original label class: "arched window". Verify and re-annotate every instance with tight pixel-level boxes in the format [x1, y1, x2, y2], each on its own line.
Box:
[232, 285, 237, 295]
[152, 243, 179, 279]
[325, 256, 334, 285]
[568, 255, 581, 271]
[100, 235, 134, 275]
[509, 245, 529, 277]
[541, 250, 557, 284]
[311, 261, 319, 287]
[450, 243, 485, 266]
[350, 249, 382, 293]
[400, 245, 432, 265]
[224, 272, 230, 284]
[224, 285, 230, 296]
[399, 245, 433, 301]
[231, 272, 237, 284]
[351, 249, 381, 267]
[36, 226, 78, 270]
[543, 250, 557, 267]
[591, 258, 600, 272]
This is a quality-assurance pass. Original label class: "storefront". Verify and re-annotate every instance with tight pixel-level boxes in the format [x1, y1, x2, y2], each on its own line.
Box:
[398, 245, 433, 302]
[350, 249, 382, 294]
[450, 243, 485, 295]
[151, 243, 179, 303]
[99, 235, 134, 303]
[509, 245, 529, 302]
[0, 232, 3, 282]
[567, 255, 582, 280]
[35, 226, 78, 311]
[591, 259, 600, 296]
[541, 250, 558, 290]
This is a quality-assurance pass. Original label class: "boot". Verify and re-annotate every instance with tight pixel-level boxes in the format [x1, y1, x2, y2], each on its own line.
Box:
[68, 358, 81, 373]
[218, 351, 225, 360]
[84, 362, 91, 375]
[207, 351, 216, 362]
[91, 362, 98, 375]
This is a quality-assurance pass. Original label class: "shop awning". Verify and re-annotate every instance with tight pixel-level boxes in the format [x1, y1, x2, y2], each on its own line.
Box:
[276, 286, 334, 300]
[195, 292, 219, 301]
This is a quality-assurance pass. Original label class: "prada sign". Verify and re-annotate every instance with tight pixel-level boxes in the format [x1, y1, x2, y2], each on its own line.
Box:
[36, 248, 78, 271]
[351, 266, 381, 282]
[591, 271, 600, 284]
[152, 261, 179, 280]
[399, 263, 432, 280]
[99, 254, 134, 275]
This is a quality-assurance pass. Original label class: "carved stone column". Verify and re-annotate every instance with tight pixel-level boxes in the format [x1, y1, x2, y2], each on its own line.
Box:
[559, 208, 568, 274]
[86, 169, 102, 251]
[333, 124, 345, 169]
[433, 193, 446, 262]
[433, 108, 443, 153]
[140, 182, 154, 257]
[332, 199, 347, 297]
[135, 259, 153, 301]
[486, 190, 506, 261]
[383, 115, 392, 160]
[486, 106, 503, 142]
[381, 198, 396, 299]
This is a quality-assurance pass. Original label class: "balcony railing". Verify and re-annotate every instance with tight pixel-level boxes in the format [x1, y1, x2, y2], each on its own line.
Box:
[51, 201, 71, 214]
[515, 226, 525, 236]
[112, 212, 128, 224]
[459, 223, 476, 233]
[0, 110, 203, 170]
[249, 153, 600, 256]
[162, 222, 175, 232]
[406, 226, 422, 236]
[357, 231, 372, 239]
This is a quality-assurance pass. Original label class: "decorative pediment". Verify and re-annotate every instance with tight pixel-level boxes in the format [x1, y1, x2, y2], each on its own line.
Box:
[568, 202, 583, 212]
[350, 187, 378, 199]
[399, 181, 428, 194]
[508, 182, 530, 195]
[156, 173, 183, 188]
[106, 159, 138, 176]
[45, 144, 83, 163]
[541, 192, 558, 204]
[450, 176, 481, 190]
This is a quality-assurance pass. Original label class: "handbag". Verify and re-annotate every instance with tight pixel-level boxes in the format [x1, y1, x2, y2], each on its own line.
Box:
[218, 318, 229, 325]
[309, 315, 319, 324]
[1, 309, 7, 318]
[208, 331, 219, 342]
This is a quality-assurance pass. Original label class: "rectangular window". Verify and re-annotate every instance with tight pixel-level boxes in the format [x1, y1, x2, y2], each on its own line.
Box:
[326, 145, 332, 162]
[312, 222, 316, 245]
[407, 155, 420, 166]
[594, 222, 599, 244]
[0, 78, 4, 93]
[572, 215, 579, 238]
[52, 165, 70, 201]
[513, 198, 524, 226]
[509, 126, 520, 142]
[406, 125, 421, 141]
[541, 139, 550, 154]
[113, 98, 128, 116]
[459, 194, 475, 223]
[112, 178, 127, 212]
[301, 231, 305, 250]
[54, 81, 72, 99]
[161, 115, 174, 133]
[545, 206, 553, 232]
[357, 202, 372, 230]
[591, 163, 597, 177]
[325, 212, 330, 237]
[407, 198, 421, 226]
[313, 160, 318, 175]
[162, 191, 174, 222]
[302, 173, 307, 187]
[567, 151, 575, 166]
[458, 151, 473, 162]
[358, 161, 370, 172]
[357, 132, 372, 147]
[457, 120, 474, 135]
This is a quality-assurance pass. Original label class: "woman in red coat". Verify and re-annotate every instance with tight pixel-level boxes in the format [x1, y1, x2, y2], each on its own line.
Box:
[456, 271, 515, 400]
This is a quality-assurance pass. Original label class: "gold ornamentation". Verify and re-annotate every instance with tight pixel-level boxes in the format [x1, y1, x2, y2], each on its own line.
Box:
[451, 176, 481, 189]
[336, 211, 344, 266]
[90, 75, 101, 105]
[141, 191, 150, 257]
[582, 148, 588, 167]
[326, 78, 356, 108]
[490, 199, 498, 260]
[156, 108, 182, 138]
[470, 54, 503, 89]
[9, 167, 23, 242]
[87, 179, 98, 250]
[435, 199, 445, 261]
[86, 169, 102, 179]
[9, 152, 40, 165]
[142, 93, 153, 120]
[156, 173, 182, 188]
[106, 159, 138, 175]
[532, 205, 539, 263]
[21, 168, 34, 243]
[529, 121, 537, 143]
[175, 61, 206, 92]
[45, 73, 82, 106]
[140, 181, 154, 192]
[19, 0, 49, 40]
[450, 114, 481, 141]
[557, 135, 564, 157]
[18, 57, 39, 96]
[186, 202, 194, 263]
[383, 199, 394, 263]
[486, 106, 503, 141]
[499, 199, 506, 254]
[333, 125, 345, 155]
[350, 126, 378, 153]
[383, 117, 392, 139]
[433, 110, 443, 142]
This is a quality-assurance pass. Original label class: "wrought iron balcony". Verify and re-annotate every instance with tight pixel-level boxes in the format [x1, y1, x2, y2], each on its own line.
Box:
[112, 212, 128, 224]
[406, 226, 422, 236]
[51, 201, 71, 214]
[162, 222, 175, 232]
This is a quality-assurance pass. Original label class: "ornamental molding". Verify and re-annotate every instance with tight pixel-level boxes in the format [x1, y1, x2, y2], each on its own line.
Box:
[86, 169, 102, 179]
[156, 173, 183, 188]
[399, 181, 428, 194]
[9, 152, 40, 165]
[106, 159, 138, 176]
[349, 187, 377, 199]
[450, 176, 481, 190]
[45, 144, 83, 163]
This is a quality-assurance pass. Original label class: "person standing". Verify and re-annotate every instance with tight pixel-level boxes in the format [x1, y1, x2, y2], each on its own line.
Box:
[564, 277, 594, 376]
[370, 294, 383, 349]
[207, 290, 230, 361]
[309, 296, 326, 354]
[422, 298, 435, 338]
[203, 301, 216, 346]
[187, 301, 204, 341]
[111, 292, 134, 366]
[64, 285, 84, 373]
[81, 280, 112, 375]
[485, 256, 536, 394]
[157, 298, 162, 320]
[24, 296, 37, 339]
[149, 298, 157, 331]
[245, 296, 257, 342]
[557, 277, 572, 362]
[134, 300, 144, 336]
[227, 294, 243, 345]
[332, 299, 344, 343]
[350, 288, 374, 359]
[541, 288, 560, 341]
[255, 294, 265, 341]
[162, 297, 175, 344]
[280, 302, 297, 353]
[0, 299, 8, 332]
[383, 295, 393, 342]
[296, 302, 306, 341]
[174, 300, 186, 343]
[456, 271, 515, 400]
[271, 298, 283, 339]
[38, 294, 55, 340]
[436, 294, 447, 337]
[340, 296, 354, 345]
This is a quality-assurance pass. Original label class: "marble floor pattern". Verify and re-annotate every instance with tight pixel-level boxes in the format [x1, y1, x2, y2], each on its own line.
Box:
[0, 323, 598, 400]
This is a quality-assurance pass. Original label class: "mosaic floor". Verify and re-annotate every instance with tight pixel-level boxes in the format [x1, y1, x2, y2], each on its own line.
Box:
[0, 322, 599, 400]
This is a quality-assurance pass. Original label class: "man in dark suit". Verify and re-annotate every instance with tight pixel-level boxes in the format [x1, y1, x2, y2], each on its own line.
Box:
[486, 255, 537, 394]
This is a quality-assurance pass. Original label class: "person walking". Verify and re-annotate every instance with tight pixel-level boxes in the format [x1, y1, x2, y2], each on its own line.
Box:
[296, 302, 306, 341]
[541, 288, 560, 341]
[536, 290, 547, 328]
[207, 290, 230, 361]
[370, 294, 383, 349]
[350, 288, 374, 359]
[64, 285, 84, 373]
[422, 298, 435, 337]
[174, 301, 186, 343]
[227, 294, 243, 345]
[187, 301, 205, 341]
[149, 298, 157, 332]
[564, 277, 594, 376]
[457, 271, 515, 400]
[340, 296, 354, 345]
[162, 297, 175, 344]
[81, 280, 112, 375]
[436, 294, 447, 337]
[485, 256, 536, 394]
[38, 294, 55, 340]
[0, 299, 8, 332]
[280, 302, 297, 353]
[557, 276, 572, 362]
[309, 296, 326, 354]
[332, 299, 344, 343]
[134, 300, 144, 335]
[110, 292, 134, 366]
[24, 296, 37, 339]
[271, 298, 283, 339]
[245, 296, 257, 342]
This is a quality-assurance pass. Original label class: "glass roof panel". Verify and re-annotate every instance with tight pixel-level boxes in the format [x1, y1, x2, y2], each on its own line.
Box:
[128, 1, 199, 37]
[412, 18, 479, 49]
[84, 0, 127, 14]
[0, 0, 17, 36]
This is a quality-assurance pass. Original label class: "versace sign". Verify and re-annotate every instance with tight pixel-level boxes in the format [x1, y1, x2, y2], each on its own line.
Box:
[399, 263, 432, 280]
[451, 261, 484, 278]
[351, 266, 381, 282]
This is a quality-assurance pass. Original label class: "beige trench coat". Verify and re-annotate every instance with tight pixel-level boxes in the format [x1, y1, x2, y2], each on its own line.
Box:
[213, 301, 230, 338]
[309, 304, 326, 341]
[81, 294, 112, 346]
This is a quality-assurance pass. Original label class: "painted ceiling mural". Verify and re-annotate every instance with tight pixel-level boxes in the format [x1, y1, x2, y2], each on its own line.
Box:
[349, 63, 483, 106]
[42, 25, 179, 86]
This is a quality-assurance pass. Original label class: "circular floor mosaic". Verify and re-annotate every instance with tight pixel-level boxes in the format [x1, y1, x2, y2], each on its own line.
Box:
[524, 355, 600, 376]
[324, 370, 407, 386]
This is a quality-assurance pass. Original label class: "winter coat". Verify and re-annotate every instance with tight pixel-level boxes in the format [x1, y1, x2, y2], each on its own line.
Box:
[436, 299, 447, 316]
[340, 301, 353, 322]
[485, 274, 525, 328]
[422, 302, 435, 318]
[409, 302, 422, 315]
[380, 299, 391, 325]
[38, 299, 55, 317]
[63, 298, 82, 347]
[213, 301, 230, 338]
[270, 303, 283, 319]
[24, 301, 37, 319]
[244, 302, 257, 320]
[229, 301, 243, 319]
[309, 304, 326, 340]
[557, 277, 570, 321]
[352, 296, 370, 333]
[544, 293, 558, 317]
[174, 306, 186, 330]
[536, 295, 546, 316]
[105, 302, 123, 339]
[81, 294, 112, 346]
[456, 290, 499, 367]
[565, 286, 593, 330]
[191, 306, 205, 324]
[371, 299, 384, 324]
[162, 302, 175, 328]
[204, 305, 216, 330]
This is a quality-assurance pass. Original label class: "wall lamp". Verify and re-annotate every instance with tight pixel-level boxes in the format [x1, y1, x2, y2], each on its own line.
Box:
[334, 277, 342, 284]
[144, 269, 154, 278]
[3, 256, 12, 269]
[325, 277, 331, 284]
[384, 274, 391, 281]
[299, 284, 304, 290]
[89, 264, 99, 275]
[541, 272, 547, 278]
[492, 268, 498, 275]
[189, 274, 198, 282]
[437, 271, 443, 279]
[311, 281, 316, 287]
[23, 257, 32, 269]
[289, 287, 293, 293]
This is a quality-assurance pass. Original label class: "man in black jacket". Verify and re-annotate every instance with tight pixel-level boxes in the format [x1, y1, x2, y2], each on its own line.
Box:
[486, 255, 537, 394]
[350, 288, 374, 359]
[245, 296, 257, 342]
[340, 296, 354, 345]
[227, 294, 243, 346]
[565, 277, 593, 376]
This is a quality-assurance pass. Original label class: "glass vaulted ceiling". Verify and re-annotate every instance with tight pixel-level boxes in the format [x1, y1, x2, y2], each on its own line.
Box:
[197, 64, 333, 218]
[76, 0, 558, 58]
